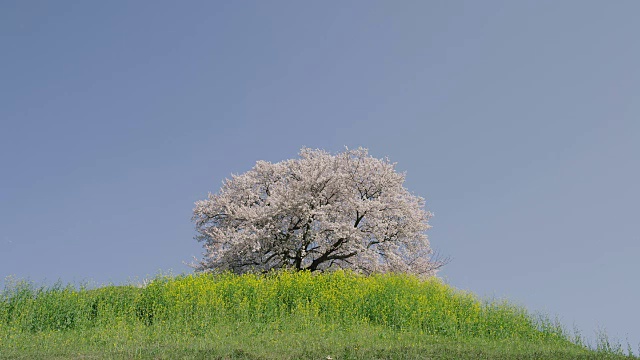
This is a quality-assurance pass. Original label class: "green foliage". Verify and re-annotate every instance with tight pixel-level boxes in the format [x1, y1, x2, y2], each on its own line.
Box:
[0, 271, 636, 359]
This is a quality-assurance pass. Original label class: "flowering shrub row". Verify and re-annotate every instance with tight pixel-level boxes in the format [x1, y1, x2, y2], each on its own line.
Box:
[0, 271, 566, 342]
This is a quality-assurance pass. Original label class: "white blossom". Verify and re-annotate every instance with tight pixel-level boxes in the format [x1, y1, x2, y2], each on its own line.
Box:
[192, 147, 445, 277]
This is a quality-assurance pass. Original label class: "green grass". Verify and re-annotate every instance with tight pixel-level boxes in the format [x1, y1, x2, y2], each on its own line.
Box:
[0, 270, 636, 359]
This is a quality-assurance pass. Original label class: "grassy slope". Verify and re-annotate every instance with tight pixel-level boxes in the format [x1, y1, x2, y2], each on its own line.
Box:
[0, 271, 636, 359]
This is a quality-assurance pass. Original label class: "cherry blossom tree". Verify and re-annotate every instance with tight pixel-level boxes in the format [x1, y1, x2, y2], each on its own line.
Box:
[192, 147, 445, 277]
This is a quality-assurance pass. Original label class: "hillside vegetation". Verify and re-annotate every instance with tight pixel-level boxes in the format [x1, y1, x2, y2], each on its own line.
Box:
[0, 271, 635, 359]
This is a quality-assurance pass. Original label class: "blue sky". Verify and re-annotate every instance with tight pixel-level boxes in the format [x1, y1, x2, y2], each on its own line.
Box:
[1, 1, 639, 348]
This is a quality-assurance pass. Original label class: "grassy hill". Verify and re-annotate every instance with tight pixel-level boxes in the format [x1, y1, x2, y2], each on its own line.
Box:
[0, 270, 636, 359]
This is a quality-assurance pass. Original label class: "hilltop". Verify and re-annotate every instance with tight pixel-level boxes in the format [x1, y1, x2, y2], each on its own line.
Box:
[0, 271, 636, 359]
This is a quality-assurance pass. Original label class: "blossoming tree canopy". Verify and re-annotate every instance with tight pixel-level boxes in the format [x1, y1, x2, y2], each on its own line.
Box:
[192, 147, 444, 277]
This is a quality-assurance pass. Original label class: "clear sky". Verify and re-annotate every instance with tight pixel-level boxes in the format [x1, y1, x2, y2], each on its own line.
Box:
[1, 0, 638, 349]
